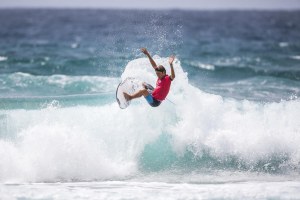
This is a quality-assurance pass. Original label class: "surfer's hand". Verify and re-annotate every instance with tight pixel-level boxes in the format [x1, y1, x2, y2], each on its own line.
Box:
[169, 55, 175, 65]
[141, 48, 149, 55]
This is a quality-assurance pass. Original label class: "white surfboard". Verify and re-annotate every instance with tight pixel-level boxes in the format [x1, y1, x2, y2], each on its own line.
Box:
[116, 77, 144, 109]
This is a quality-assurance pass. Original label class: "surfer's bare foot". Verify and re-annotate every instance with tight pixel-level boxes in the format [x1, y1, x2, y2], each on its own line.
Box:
[123, 92, 132, 101]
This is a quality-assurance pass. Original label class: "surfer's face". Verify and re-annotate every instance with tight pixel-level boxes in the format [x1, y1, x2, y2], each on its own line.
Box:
[156, 70, 165, 79]
[155, 65, 166, 79]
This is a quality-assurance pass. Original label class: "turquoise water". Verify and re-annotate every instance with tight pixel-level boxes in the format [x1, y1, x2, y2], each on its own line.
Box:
[0, 9, 300, 199]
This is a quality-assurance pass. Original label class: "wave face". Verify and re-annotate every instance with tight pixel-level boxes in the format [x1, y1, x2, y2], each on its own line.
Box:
[1, 57, 300, 182]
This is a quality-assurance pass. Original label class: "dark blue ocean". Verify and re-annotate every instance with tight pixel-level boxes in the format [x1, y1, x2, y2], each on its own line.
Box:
[0, 9, 300, 199]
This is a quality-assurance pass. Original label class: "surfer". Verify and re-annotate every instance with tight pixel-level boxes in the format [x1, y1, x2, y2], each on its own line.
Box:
[123, 48, 175, 107]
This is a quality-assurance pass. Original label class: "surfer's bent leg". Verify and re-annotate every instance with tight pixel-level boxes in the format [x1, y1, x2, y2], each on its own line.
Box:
[124, 89, 149, 101]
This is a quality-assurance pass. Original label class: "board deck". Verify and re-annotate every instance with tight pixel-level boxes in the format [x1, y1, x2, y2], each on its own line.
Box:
[116, 77, 144, 109]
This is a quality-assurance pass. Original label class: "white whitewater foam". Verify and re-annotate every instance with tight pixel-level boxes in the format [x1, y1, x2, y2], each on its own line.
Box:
[290, 55, 300, 60]
[0, 57, 300, 182]
[190, 61, 215, 70]
[0, 56, 7, 62]
[279, 42, 289, 47]
[2, 181, 300, 200]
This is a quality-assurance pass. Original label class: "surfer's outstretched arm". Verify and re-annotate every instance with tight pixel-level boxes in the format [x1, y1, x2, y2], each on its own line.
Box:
[169, 55, 176, 80]
[141, 48, 157, 69]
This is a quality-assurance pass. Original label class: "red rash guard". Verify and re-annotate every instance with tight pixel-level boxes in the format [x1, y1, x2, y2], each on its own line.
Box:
[152, 75, 172, 101]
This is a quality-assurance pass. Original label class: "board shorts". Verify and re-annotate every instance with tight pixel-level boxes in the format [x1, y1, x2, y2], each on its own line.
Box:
[144, 94, 161, 107]
[143, 82, 161, 107]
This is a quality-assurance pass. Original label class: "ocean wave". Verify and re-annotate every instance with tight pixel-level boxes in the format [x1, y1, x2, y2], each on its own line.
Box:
[0, 57, 299, 182]
[197, 76, 300, 102]
[212, 65, 300, 81]
[186, 56, 300, 81]
[0, 73, 119, 97]
[189, 61, 215, 70]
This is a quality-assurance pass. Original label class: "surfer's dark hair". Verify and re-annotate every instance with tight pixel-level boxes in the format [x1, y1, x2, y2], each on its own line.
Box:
[155, 65, 166, 73]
